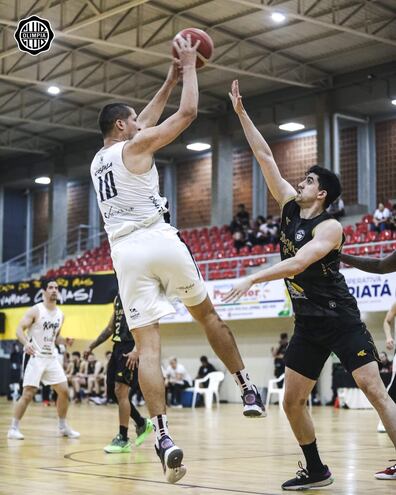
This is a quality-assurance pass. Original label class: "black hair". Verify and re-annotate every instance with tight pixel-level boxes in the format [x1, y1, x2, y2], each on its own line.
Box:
[98, 103, 131, 136]
[280, 332, 288, 340]
[42, 279, 58, 290]
[307, 165, 342, 208]
[200, 355, 208, 363]
[72, 351, 81, 358]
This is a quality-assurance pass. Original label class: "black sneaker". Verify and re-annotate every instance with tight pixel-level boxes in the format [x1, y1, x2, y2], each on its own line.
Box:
[155, 435, 186, 484]
[282, 462, 333, 490]
[242, 385, 267, 417]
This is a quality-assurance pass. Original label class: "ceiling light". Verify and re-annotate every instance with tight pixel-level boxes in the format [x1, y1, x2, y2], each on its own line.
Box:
[186, 142, 211, 151]
[271, 12, 286, 23]
[35, 177, 51, 185]
[279, 122, 305, 132]
[47, 85, 60, 95]
[392, 99, 396, 106]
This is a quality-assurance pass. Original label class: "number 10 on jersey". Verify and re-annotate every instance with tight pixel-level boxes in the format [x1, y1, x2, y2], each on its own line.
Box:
[98, 170, 118, 202]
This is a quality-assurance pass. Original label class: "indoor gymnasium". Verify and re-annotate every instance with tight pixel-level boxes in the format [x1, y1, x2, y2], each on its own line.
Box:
[0, 1, 396, 494]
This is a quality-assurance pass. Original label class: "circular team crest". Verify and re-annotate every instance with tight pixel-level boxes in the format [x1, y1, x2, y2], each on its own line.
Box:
[295, 229, 305, 242]
[14, 15, 54, 56]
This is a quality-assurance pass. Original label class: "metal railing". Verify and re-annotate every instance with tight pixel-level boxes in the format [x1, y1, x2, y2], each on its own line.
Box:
[0, 225, 106, 283]
[0, 235, 393, 284]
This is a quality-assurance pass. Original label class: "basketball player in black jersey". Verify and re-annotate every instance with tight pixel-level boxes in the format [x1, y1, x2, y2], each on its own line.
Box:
[227, 80, 396, 490]
[86, 294, 153, 452]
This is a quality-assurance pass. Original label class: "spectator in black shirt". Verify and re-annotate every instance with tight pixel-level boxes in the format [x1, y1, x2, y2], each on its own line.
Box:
[196, 356, 216, 380]
[235, 204, 250, 227]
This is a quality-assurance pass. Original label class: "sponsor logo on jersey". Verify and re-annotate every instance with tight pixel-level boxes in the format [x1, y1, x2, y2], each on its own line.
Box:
[286, 280, 307, 299]
[295, 229, 305, 242]
[357, 350, 367, 357]
[14, 15, 54, 56]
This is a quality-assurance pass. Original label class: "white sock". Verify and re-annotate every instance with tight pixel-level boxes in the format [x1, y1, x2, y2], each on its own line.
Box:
[233, 369, 253, 393]
[11, 418, 19, 429]
[151, 414, 169, 447]
[59, 418, 67, 429]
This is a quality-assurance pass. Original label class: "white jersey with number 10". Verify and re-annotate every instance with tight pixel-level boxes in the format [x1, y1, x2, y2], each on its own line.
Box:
[90, 141, 168, 246]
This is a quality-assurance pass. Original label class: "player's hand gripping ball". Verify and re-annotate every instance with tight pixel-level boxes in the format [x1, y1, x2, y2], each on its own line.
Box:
[172, 28, 214, 68]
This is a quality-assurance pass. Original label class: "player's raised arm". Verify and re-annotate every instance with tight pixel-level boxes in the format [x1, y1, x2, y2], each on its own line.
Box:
[223, 219, 342, 303]
[229, 80, 297, 207]
[127, 35, 199, 155]
[340, 250, 396, 274]
[136, 61, 181, 129]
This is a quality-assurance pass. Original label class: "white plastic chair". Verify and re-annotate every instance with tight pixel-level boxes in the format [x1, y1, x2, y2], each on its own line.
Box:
[266, 373, 312, 412]
[266, 373, 285, 409]
[191, 371, 225, 408]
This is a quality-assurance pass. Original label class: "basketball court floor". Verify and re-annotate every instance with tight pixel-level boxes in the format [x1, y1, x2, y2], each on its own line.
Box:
[0, 399, 394, 495]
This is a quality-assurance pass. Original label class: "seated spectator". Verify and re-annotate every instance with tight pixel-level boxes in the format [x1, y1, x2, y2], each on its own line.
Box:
[82, 353, 104, 398]
[373, 202, 391, 232]
[379, 351, 392, 374]
[232, 227, 246, 251]
[389, 203, 396, 231]
[327, 196, 345, 220]
[196, 356, 216, 383]
[271, 332, 289, 387]
[66, 351, 85, 402]
[263, 215, 279, 244]
[235, 203, 250, 227]
[165, 357, 192, 408]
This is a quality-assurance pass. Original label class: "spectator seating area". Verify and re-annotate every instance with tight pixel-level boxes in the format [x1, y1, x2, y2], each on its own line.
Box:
[45, 215, 396, 281]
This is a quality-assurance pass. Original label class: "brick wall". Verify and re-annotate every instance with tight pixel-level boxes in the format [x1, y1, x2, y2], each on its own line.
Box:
[376, 119, 396, 204]
[67, 181, 90, 244]
[176, 155, 212, 228]
[32, 189, 49, 247]
[233, 149, 253, 217]
[339, 127, 358, 205]
[267, 134, 318, 216]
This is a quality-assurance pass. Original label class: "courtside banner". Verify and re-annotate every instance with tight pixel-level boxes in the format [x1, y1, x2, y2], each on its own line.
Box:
[162, 268, 396, 323]
[0, 274, 117, 308]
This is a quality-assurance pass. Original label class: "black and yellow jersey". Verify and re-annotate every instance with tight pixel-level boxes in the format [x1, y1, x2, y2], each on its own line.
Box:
[280, 199, 360, 320]
[112, 294, 134, 343]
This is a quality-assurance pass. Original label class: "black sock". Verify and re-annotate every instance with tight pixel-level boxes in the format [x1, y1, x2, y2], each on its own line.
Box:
[300, 440, 325, 473]
[130, 403, 145, 428]
[119, 425, 128, 441]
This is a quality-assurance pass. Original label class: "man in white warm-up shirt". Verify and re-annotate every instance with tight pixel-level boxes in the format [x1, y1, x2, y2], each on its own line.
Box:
[8, 280, 79, 440]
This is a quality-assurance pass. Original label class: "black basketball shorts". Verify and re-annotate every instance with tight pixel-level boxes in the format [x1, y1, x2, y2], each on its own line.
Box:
[284, 316, 380, 381]
[107, 341, 136, 387]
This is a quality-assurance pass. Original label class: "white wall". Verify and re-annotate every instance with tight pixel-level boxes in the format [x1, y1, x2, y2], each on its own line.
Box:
[160, 311, 390, 404]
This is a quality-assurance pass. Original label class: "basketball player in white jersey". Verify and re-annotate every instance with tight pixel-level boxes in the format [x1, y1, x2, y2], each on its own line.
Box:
[90, 35, 264, 484]
[7, 280, 80, 440]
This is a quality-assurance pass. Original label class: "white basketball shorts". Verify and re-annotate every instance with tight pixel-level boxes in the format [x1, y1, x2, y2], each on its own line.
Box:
[23, 355, 67, 388]
[111, 222, 207, 328]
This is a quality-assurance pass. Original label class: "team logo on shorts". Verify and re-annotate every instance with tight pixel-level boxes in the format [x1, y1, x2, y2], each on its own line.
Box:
[295, 229, 305, 242]
[129, 307, 140, 320]
[14, 16, 54, 56]
[329, 300, 337, 309]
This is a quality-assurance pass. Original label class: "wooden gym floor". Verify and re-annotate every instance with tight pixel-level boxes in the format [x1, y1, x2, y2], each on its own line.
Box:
[0, 398, 395, 495]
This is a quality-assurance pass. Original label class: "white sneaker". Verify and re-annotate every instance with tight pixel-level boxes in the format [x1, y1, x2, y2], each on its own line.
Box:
[377, 420, 386, 433]
[7, 428, 24, 440]
[59, 426, 80, 438]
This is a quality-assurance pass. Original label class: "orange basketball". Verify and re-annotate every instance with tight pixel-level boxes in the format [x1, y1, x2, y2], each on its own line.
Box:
[172, 28, 214, 69]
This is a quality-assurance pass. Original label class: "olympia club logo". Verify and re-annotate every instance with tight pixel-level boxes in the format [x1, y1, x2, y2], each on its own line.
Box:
[14, 15, 54, 56]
